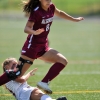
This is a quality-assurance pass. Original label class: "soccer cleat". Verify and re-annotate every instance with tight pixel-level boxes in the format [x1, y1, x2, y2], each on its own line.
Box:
[56, 96, 67, 100]
[37, 81, 52, 94]
[52, 96, 67, 100]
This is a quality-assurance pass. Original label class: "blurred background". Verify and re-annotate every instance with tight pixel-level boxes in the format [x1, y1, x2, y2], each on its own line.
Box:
[0, 0, 100, 100]
[0, 0, 100, 15]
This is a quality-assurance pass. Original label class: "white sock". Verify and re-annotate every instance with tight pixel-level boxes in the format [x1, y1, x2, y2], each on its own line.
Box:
[41, 95, 52, 100]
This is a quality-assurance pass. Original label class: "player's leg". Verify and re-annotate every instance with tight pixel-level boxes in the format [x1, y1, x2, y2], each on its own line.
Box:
[30, 88, 67, 100]
[39, 48, 68, 64]
[17, 55, 35, 78]
[40, 48, 68, 81]
[30, 88, 52, 100]
[37, 48, 68, 94]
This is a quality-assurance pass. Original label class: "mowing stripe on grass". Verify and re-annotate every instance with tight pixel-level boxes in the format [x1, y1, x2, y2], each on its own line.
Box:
[1, 90, 100, 96]
[0, 94, 12, 96]
[70, 60, 100, 64]
[35, 71, 100, 75]
[60, 71, 100, 75]
[34, 60, 100, 65]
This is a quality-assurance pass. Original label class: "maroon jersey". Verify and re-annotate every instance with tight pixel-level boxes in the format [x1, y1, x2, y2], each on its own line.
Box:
[27, 3, 55, 46]
[21, 3, 55, 59]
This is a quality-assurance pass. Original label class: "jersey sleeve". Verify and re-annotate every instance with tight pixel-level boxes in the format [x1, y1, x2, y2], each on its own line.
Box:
[50, 3, 55, 14]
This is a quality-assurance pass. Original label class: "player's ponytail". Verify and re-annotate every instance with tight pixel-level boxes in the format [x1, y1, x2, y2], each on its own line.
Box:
[23, 0, 40, 13]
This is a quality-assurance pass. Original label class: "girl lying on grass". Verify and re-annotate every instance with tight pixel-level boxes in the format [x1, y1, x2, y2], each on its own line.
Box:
[2, 57, 67, 100]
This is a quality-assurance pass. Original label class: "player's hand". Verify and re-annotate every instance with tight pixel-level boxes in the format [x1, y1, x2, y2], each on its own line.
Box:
[75, 17, 84, 22]
[34, 28, 44, 35]
[30, 68, 38, 76]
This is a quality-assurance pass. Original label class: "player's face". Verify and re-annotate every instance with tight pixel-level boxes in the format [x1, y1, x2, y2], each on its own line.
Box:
[4, 60, 17, 71]
[40, 0, 51, 10]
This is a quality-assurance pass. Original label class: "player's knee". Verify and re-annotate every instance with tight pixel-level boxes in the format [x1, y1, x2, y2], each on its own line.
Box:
[30, 88, 44, 100]
[59, 57, 68, 66]
[57, 54, 68, 66]
[62, 58, 68, 66]
[64, 58, 68, 66]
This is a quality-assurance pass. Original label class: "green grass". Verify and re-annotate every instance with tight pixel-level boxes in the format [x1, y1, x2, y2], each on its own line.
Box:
[0, 16, 100, 100]
[53, 0, 100, 15]
[0, 0, 100, 15]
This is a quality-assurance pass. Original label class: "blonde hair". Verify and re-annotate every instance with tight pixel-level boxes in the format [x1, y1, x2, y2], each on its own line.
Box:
[2, 58, 17, 72]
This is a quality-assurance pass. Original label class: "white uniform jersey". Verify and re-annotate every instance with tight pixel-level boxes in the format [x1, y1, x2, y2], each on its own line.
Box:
[5, 80, 22, 95]
[5, 81, 35, 100]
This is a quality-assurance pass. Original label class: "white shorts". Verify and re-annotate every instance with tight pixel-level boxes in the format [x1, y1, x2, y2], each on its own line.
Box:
[17, 85, 35, 100]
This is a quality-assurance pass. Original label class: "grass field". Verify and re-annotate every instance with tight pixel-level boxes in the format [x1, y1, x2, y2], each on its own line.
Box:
[0, 15, 100, 100]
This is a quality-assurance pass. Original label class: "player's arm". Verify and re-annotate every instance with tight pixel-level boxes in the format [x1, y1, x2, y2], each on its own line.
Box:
[15, 68, 37, 83]
[54, 7, 84, 22]
[24, 21, 44, 35]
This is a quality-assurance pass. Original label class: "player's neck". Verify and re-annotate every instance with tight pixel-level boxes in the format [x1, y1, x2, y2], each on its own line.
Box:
[41, 5, 49, 11]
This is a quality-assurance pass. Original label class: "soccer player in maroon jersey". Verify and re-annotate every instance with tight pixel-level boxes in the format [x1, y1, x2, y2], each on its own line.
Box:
[0, 0, 84, 94]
